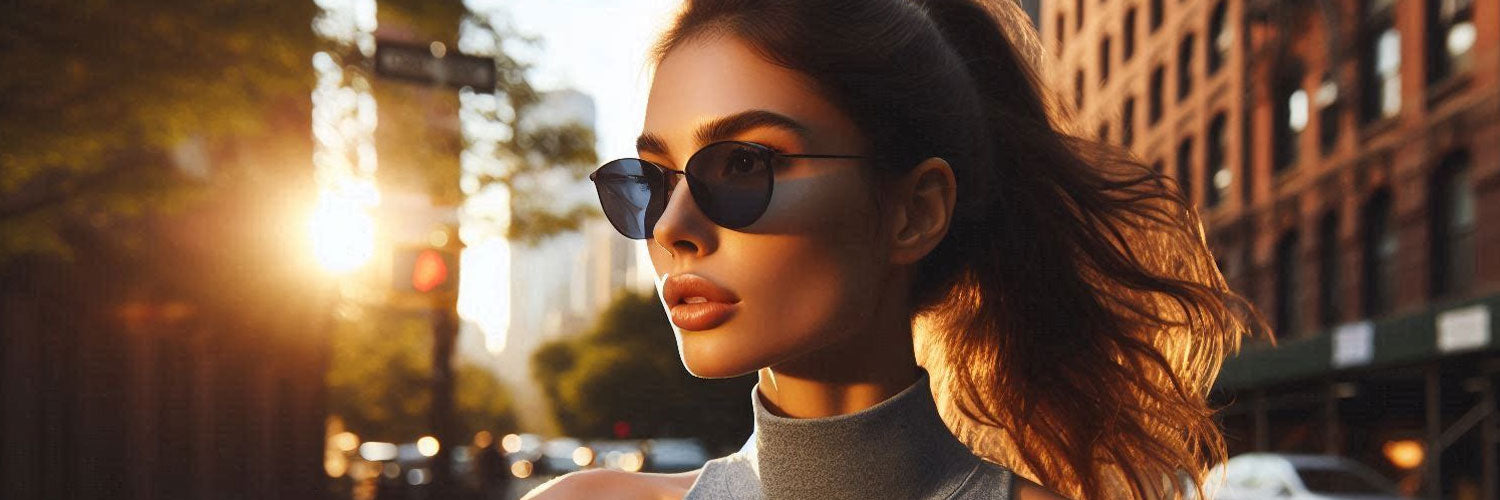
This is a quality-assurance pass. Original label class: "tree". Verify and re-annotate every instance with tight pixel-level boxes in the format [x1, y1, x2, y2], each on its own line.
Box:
[0, 0, 324, 259]
[327, 307, 519, 442]
[450, 12, 601, 244]
[0, 0, 598, 262]
[530, 292, 755, 452]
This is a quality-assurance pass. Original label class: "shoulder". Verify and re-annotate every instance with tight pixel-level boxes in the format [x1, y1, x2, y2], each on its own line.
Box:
[520, 468, 702, 500]
[1011, 473, 1070, 500]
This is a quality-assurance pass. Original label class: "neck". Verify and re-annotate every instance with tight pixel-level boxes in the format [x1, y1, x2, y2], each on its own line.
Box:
[754, 291, 921, 418]
[745, 369, 982, 500]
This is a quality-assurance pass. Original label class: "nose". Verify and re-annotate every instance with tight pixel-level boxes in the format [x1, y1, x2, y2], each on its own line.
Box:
[651, 173, 716, 258]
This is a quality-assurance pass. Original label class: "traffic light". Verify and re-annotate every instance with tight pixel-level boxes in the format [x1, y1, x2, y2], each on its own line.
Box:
[394, 246, 459, 294]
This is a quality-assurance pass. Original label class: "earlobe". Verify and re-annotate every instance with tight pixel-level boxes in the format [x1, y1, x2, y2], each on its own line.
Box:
[889, 157, 957, 265]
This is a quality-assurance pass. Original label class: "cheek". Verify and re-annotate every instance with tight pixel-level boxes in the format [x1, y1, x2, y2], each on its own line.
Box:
[728, 177, 890, 350]
[733, 236, 880, 337]
[750, 170, 885, 246]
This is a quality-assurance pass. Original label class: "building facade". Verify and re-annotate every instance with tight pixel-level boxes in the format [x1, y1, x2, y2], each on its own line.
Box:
[1041, 0, 1498, 497]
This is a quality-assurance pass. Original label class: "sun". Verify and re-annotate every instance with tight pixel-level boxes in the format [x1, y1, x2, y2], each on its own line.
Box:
[309, 187, 376, 274]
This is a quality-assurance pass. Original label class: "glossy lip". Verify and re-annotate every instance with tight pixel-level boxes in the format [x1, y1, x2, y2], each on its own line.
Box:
[663, 273, 741, 331]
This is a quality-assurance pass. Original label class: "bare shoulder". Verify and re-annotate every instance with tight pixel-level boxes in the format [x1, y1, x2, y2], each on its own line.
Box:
[1012, 474, 1071, 500]
[520, 468, 703, 500]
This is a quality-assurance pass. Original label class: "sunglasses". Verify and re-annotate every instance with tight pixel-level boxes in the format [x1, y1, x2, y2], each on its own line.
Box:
[588, 140, 870, 240]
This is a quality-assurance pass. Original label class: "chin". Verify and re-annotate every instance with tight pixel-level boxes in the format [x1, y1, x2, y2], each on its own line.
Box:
[674, 329, 766, 379]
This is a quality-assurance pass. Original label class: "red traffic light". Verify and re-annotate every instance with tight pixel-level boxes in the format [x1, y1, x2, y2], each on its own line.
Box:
[411, 249, 450, 292]
[394, 246, 458, 294]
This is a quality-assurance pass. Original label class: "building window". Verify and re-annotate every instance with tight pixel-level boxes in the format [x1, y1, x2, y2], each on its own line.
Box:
[1207, 113, 1229, 208]
[1316, 76, 1341, 155]
[1208, 1, 1230, 74]
[1429, 151, 1475, 298]
[1275, 229, 1302, 338]
[1176, 136, 1195, 205]
[1100, 36, 1112, 85]
[1178, 33, 1196, 101]
[1074, 70, 1085, 109]
[1149, 65, 1165, 124]
[1122, 97, 1136, 147]
[1274, 63, 1306, 172]
[1317, 211, 1342, 328]
[1427, 0, 1476, 83]
[1056, 14, 1067, 51]
[1124, 7, 1138, 61]
[1360, 1, 1400, 122]
[1361, 188, 1396, 317]
[1076, 0, 1085, 31]
[1150, 0, 1164, 32]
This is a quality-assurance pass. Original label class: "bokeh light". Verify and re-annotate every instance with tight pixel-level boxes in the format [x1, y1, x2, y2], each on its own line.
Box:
[417, 435, 441, 458]
[1383, 439, 1424, 470]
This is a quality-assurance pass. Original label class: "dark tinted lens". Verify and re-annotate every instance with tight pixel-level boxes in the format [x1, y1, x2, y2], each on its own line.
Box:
[686, 142, 773, 229]
[591, 159, 665, 239]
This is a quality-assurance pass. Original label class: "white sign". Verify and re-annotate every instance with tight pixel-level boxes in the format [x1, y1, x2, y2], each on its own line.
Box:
[1332, 321, 1375, 368]
[1437, 304, 1491, 353]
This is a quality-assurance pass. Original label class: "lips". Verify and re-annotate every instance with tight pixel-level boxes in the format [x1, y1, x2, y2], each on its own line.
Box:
[662, 273, 740, 331]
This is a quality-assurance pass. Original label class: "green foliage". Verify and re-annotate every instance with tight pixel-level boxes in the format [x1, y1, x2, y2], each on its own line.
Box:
[0, 1, 600, 262]
[327, 310, 435, 442]
[460, 17, 601, 245]
[455, 363, 520, 437]
[0, 0, 320, 259]
[327, 307, 518, 442]
[529, 292, 754, 451]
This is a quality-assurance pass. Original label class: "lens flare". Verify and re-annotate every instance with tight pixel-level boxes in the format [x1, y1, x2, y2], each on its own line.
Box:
[309, 187, 376, 273]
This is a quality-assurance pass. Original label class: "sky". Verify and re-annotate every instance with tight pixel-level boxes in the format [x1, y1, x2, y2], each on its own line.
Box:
[489, 0, 681, 161]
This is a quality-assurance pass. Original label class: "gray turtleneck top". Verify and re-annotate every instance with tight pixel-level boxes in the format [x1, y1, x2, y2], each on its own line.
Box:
[683, 372, 1016, 499]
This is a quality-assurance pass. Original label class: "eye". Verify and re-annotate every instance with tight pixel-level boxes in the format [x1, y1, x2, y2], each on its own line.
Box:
[718, 146, 772, 178]
[728, 149, 758, 173]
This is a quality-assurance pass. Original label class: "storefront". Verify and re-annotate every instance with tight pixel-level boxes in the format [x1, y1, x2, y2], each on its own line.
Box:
[1214, 293, 1499, 498]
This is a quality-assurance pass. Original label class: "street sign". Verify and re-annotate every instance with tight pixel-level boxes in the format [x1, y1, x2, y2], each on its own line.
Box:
[374, 40, 496, 92]
[1331, 321, 1374, 368]
[1437, 304, 1490, 353]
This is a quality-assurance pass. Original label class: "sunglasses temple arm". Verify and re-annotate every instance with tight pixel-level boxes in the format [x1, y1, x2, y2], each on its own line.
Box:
[779, 154, 871, 159]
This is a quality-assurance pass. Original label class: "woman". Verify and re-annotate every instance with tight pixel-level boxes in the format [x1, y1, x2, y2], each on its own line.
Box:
[526, 0, 1265, 498]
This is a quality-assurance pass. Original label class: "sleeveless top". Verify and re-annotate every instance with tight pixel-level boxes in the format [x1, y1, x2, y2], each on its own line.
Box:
[683, 371, 1017, 499]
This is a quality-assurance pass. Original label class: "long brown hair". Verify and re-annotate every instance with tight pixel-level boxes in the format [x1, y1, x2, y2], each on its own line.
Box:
[653, 0, 1269, 498]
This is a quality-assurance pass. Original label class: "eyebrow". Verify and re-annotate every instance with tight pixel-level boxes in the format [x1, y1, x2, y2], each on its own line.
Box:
[635, 109, 813, 157]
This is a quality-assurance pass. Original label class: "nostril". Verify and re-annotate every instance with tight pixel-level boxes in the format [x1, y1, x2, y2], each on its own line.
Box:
[671, 240, 698, 255]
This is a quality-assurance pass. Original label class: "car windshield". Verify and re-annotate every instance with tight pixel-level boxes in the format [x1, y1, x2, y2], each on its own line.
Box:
[1296, 466, 1393, 495]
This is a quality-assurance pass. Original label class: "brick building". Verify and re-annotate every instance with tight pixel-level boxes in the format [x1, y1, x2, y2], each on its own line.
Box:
[1041, 0, 1498, 497]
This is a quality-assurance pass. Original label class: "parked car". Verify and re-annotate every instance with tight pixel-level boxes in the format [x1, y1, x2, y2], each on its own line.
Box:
[588, 440, 648, 472]
[641, 438, 710, 473]
[533, 437, 589, 476]
[1194, 453, 1404, 500]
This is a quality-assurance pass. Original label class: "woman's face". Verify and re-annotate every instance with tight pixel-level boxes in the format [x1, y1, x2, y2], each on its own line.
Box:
[641, 33, 896, 379]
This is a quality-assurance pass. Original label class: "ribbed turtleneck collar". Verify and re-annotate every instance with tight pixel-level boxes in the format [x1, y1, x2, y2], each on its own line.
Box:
[740, 371, 982, 500]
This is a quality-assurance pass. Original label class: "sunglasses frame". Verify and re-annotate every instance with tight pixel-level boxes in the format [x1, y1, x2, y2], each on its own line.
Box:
[589, 140, 871, 239]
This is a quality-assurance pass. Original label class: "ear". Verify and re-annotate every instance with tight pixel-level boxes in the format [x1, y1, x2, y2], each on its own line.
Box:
[886, 157, 957, 266]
